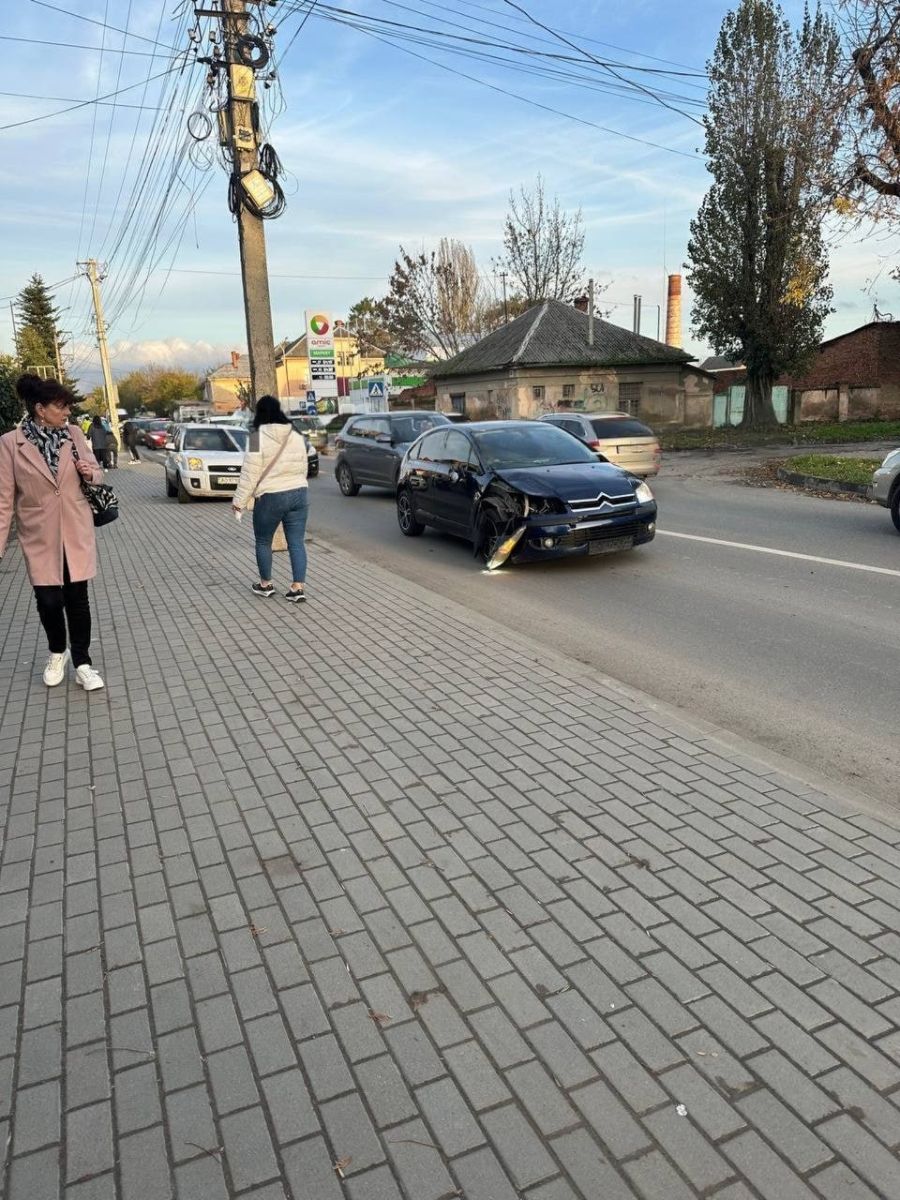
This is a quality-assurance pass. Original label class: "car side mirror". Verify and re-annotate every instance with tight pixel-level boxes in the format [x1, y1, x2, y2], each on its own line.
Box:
[165, 442, 175, 451]
[376, 433, 392, 445]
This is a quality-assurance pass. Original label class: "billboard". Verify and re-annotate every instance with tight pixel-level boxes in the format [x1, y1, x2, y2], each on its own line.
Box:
[305, 310, 337, 396]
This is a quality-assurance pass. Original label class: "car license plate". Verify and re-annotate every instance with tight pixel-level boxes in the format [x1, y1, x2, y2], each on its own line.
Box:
[589, 536, 634, 555]
[217, 476, 237, 486]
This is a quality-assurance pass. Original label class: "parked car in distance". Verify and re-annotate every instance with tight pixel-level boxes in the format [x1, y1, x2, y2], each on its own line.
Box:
[290, 415, 327, 452]
[140, 419, 171, 450]
[871, 449, 900, 530]
[396, 420, 657, 569]
[539, 411, 661, 477]
[164, 425, 247, 502]
[334, 411, 451, 495]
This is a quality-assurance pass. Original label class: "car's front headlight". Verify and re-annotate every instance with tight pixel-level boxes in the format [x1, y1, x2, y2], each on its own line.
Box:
[879, 449, 900, 470]
[187, 457, 204, 471]
[635, 481, 654, 504]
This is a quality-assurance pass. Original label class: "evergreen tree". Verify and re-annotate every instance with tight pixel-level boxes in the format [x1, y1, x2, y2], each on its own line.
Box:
[0, 355, 21, 434]
[687, 1, 840, 427]
[15, 274, 69, 382]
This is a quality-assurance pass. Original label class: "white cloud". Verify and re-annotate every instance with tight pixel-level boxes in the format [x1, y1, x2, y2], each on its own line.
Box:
[70, 336, 243, 389]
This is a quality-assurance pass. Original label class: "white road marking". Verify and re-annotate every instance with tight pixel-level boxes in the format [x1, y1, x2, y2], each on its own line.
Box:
[657, 529, 900, 579]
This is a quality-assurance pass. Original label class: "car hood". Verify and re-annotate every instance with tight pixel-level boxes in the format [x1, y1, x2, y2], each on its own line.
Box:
[180, 450, 245, 462]
[493, 461, 636, 502]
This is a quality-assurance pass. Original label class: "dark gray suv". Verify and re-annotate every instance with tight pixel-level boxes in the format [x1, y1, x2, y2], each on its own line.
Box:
[334, 411, 450, 494]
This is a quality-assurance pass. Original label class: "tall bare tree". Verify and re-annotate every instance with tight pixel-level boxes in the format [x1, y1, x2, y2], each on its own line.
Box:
[496, 175, 587, 304]
[687, 0, 840, 427]
[382, 239, 484, 359]
[837, 2, 900, 221]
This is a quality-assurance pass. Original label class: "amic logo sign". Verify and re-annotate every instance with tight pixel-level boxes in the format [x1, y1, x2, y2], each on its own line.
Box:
[309, 315, 330, 336]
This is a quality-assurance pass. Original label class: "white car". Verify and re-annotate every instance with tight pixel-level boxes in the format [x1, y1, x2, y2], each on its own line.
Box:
[165, 424, 248, 502]
[871, 448, 900, 530]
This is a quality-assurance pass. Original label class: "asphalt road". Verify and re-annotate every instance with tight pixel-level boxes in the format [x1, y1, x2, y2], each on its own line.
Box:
[302, 449, 900, 806]
[147, 445, 900, 803]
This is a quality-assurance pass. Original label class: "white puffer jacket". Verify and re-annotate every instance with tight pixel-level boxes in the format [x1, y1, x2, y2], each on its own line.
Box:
[233, 423, 308, 510]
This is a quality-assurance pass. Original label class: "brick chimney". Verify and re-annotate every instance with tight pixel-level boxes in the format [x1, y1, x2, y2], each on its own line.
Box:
[665, 275, 682, 348]
[230, 350, 241, 371]
[573, 295, 589, 313]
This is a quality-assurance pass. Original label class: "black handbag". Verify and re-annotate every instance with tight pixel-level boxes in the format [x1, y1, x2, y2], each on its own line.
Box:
[71, 443, 119, 527]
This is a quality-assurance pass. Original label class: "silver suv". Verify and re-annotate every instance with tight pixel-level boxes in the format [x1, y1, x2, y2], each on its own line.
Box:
[871, 449, 900, 530]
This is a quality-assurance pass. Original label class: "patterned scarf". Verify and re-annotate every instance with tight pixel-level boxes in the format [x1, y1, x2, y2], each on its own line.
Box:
[22, 418, 70, 476]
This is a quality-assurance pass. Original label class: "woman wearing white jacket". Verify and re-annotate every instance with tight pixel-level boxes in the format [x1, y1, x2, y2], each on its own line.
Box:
[232, 395, 309, 601]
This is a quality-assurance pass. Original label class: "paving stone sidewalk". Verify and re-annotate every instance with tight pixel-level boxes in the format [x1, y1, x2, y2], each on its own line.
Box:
[1, 464, 899, 1200]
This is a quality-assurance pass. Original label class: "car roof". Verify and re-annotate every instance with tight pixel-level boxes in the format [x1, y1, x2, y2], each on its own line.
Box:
[453, 420, 547, 432]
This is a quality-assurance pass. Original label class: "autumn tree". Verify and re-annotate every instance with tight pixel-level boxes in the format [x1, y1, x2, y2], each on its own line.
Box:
[116, 366, 203, 417]
[382, 239, 485, 359]
[495, 175, 588, 304]
[687, 0, 840, 427]
[835, 1, 900, 226]
[347, 296, 392, 352]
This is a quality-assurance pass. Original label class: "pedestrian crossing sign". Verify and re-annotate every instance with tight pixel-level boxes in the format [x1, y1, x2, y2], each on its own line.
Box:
[367, 380, 385, 399]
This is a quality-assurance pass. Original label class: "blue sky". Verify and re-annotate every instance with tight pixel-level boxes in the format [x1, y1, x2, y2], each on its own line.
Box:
[0, 0, 894, 388]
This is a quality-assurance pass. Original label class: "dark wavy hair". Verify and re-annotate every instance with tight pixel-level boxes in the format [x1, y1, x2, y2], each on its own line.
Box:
[16, 374, 77, 419]
[252, 394, 289, 429]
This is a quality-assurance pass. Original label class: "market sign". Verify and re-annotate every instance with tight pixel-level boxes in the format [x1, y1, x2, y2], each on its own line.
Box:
[305, 310, 337, 390]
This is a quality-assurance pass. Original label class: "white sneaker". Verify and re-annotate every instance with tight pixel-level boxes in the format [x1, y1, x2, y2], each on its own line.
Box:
[43, 650, 69, 686]
[75, 665, 105, 692]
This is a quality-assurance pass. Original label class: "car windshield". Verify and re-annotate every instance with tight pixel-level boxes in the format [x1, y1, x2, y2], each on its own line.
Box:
[183, 429, 240, 452]
[591, 417, 655, 439]
[472, 424, 597, 469]
[391, 414, 448, 444]
[227, 429, 248, 451]
[291, 418, 317, 432]
[148, 420, 168, 430]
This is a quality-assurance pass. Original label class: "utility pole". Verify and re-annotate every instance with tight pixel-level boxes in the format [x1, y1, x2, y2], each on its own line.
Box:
[53, 329, 64, 382]
[500, 272, 509, 324]
[588, 278, 595, 347]
[221, 0, 277, 404]
[78, 259, 121, 446]
[632, 294, 642, 336]
[9, 302, 18, 358]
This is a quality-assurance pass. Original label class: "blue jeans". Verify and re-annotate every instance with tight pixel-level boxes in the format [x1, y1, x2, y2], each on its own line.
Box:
[253, 488, 308, 583]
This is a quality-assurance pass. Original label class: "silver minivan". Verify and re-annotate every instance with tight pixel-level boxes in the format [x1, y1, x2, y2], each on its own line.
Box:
[539, 412, 661, 477]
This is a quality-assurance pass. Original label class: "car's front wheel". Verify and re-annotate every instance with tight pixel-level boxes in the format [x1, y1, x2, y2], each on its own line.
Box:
[337, 463, 359, 496]
[397, 489, 424, 536]
[177, 474, 192, 504]
[891, 486, 900, 533]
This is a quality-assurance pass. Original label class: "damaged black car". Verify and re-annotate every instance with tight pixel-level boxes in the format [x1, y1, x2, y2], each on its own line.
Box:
[395, 421, 657, 569]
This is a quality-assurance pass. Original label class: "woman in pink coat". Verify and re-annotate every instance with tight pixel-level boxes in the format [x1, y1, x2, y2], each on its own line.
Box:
[0, 375, 106, 690]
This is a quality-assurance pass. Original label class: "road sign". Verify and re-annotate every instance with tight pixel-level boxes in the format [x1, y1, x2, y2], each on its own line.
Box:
[367, 380, 385, 399]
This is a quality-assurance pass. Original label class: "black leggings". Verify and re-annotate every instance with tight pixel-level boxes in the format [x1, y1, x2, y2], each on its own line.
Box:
[33, 561, 92, 668]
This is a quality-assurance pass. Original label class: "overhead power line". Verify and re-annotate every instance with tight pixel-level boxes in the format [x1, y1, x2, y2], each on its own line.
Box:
[0, 64, 184, 132]
[500, 0, 704, 126]
[28, 0, 182, 53]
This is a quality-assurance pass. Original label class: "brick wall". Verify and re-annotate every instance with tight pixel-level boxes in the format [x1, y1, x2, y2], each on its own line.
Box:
[783, 322, 900, 389]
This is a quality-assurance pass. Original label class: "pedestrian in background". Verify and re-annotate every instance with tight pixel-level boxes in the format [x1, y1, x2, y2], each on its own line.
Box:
[90, 415, 109, 470]
[232, 394, 309, 601]
[0, 375, 106, 690]
[233, 396, 252, 428]
[122, 419, 141, 463]
[105, 425, 119, 469]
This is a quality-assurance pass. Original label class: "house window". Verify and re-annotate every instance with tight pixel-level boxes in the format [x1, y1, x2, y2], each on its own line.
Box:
[450, 393, 466, 415]
[562, 384, 575, 401]
[618, 382, 641, 415]
[533, 385, 545, 401]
